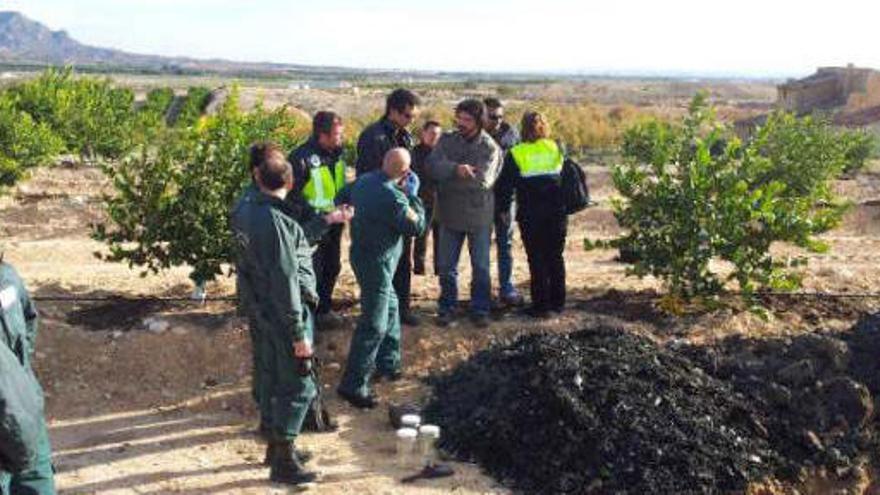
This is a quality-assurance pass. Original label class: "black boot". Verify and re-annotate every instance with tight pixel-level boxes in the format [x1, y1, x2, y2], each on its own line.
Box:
[269, 441, 318, 485]
[337, 388, 378, 409]
[263, 442, 313, 466]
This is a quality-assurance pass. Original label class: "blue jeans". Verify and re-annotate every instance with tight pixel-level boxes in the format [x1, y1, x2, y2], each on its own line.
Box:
[437, 225, 492, 316]
[494, 202, 518, 297]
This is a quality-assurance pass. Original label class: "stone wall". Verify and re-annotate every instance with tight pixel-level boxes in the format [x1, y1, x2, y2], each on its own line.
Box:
[779, 75, 842, 113]
[778, 66, 880, 115]
[846, 73, 880, 111]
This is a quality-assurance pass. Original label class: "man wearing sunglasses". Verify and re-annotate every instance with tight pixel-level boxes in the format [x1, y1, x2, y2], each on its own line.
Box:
[484, 97, 524, 308]
[355, 89, 423, 327]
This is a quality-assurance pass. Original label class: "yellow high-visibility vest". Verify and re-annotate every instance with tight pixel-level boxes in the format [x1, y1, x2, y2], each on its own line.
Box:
[510, 139, 563, 177]
[302, 157, 346, 212]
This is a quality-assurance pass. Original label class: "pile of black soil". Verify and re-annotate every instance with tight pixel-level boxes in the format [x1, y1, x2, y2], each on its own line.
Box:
[426, 316, 880, 494]
[424, 326, 785, 494]
[682, 314, 880, 481]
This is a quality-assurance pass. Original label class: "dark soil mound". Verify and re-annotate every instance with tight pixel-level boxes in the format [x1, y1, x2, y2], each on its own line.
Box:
[427, 315, 880, 494]
[424, 326, 784, 494]
[682, 314, 880, 481]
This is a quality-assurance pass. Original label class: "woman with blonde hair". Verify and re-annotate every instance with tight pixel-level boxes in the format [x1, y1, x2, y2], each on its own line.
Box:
[495, 111, 568, 318]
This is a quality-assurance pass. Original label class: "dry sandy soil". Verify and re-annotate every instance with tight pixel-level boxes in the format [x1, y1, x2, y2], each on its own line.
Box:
[3, 155, 880, 494]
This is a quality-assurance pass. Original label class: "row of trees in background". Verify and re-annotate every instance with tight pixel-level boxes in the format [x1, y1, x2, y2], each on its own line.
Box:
[0, 68, 655, 189]
[0, 67, 213, 186]
[1, 69, 878, 304]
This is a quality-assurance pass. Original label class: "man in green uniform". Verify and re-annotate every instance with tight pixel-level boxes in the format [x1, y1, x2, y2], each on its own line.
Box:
[0, 257, 56, 495]
[233, 144, 350, 438]
[337, 148, 426, 409]
[231, 146, 319, 485]
[232, 145, 268, 435]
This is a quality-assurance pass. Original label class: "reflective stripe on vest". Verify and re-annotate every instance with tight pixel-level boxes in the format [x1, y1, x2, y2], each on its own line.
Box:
[510, 139, 563, 178]
[303, 159, 347, 212]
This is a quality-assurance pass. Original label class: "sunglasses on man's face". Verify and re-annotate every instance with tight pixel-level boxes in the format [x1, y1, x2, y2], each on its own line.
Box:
[488, 114, 503, 121]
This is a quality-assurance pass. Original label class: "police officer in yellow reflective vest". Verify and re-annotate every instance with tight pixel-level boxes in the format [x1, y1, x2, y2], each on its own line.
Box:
[0, 258, 56, 495]
[495, 111, 568, 318]
[289, 111, 349, 329]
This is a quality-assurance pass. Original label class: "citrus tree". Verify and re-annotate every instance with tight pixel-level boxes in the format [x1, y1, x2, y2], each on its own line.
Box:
[592, 94, 854, 302]
[92, 88, 311, 283]
[8, 67, 138, 161]
[0, 94, 64, 186]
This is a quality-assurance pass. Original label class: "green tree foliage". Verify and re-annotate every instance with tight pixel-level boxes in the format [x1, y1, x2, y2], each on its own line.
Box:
[838, 128, 876, 175]
[594, 94, 854, 301]
[8, 67, 137, 160]
[173, 86, 212, 128]
[93, 88, 311, 283]
[0, 68, 218, 189]
[0, 95, 64, 186]
[137, 87, 175, 125]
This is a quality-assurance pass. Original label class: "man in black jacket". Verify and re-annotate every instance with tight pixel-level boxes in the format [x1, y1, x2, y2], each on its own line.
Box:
[411, 120, 443, 276]
[355, 89, 422, 326]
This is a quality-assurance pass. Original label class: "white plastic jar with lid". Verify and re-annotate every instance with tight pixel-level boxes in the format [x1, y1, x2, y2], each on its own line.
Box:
[418, 424, 441, 467]
[401, 414, 421, 429]
[396, 428, 419, 469]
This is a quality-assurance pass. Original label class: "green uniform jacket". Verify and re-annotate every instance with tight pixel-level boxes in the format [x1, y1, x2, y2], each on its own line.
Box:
[231, 183, 261, 316]
[342, 171, 427, 262]
[232, 193, 317, 342]
[233, 183, 321, 315]
[0, 263, 44, 472]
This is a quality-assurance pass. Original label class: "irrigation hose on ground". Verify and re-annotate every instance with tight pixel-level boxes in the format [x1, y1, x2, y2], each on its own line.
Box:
[29, 291, 880, 304]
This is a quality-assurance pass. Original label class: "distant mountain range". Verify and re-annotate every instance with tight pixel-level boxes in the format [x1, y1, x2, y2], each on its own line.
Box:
[0, 10, 418, 78]
[0, 10, 784, 82]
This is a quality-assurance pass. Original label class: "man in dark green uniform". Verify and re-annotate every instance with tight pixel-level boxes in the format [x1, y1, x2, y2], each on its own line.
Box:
[232, 146, 268, 435]
[231, 146, 319, 485]
[233, 144, 349, 439]
[288, 111, 349, 329]
[337, 148, 426, 409]
[0, 257, 56, 495]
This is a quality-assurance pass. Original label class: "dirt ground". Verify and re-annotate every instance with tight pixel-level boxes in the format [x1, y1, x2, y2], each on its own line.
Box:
[3, 155, 880, 494]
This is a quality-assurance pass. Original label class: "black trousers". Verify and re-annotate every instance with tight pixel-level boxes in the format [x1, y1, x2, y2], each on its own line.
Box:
[520, 215, 567, 311]
[313, 224, 344, 315]
[393, 236, 413, 315]
[413, 206, 440, 275]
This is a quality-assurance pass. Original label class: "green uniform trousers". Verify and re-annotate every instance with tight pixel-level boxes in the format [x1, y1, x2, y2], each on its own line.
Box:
[245, 314, 269, 428]
[0, 415, 55, 495]
[339, 252, 402, 397]
[257, 308, 316, 442]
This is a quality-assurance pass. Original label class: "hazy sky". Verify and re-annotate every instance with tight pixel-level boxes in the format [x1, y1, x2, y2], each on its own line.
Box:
[3, 0, 878, 77]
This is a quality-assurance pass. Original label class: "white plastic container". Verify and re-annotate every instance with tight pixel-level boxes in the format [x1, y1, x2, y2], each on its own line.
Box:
[396, 428, 419, 469]
[401, 414, 421, 429]
[418, 424, 441, 467]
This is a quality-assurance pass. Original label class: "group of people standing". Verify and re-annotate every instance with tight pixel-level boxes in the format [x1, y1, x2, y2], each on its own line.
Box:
[230, 88, 572, 486]
[0, 87, 574, 491]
